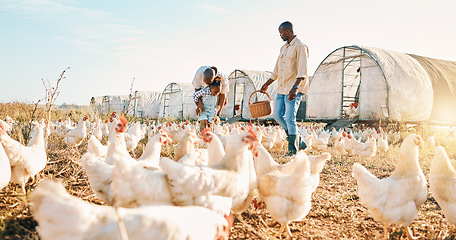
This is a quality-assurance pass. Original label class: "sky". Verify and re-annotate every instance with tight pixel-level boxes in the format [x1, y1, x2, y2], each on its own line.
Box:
[1, 0, 455, 106]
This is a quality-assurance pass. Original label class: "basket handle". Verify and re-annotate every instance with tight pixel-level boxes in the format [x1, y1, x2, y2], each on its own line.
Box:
[249, 90, 272, 105]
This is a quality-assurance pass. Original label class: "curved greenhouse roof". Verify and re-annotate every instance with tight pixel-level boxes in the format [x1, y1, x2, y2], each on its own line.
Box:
[306, 45, 456, 124]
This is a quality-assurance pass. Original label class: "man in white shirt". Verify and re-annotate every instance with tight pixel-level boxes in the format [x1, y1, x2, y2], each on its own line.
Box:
[260, 21, 309, 156]
[192, 66, 229, 123]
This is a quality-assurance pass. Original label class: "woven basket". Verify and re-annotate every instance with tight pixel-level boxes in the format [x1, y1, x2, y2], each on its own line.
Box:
[249, 90, 273, 118]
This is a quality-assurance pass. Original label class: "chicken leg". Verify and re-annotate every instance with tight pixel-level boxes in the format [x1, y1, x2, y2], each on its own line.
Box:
[383, 225, 390, 240]
[276, 222, 293, 239]
[20, 183, 26, 194]
[404, 226, 420, 240]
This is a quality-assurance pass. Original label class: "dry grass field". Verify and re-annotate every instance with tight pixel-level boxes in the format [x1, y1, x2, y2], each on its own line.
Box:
[1, 104, 456, 240]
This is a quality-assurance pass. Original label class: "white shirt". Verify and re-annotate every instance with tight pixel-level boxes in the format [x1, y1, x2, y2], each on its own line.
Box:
[192, 66, 229, 95]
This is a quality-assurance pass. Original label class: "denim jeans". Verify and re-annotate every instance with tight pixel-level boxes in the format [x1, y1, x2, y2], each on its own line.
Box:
[274, 93, 302, 135]
[198, 94, 217, 122]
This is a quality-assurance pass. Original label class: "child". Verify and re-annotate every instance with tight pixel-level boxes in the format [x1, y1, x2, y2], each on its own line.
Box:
[193, 80, 221, 130]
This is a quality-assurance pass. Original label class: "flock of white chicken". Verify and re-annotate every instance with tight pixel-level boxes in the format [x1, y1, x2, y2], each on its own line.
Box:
[0, 114, 456, 239]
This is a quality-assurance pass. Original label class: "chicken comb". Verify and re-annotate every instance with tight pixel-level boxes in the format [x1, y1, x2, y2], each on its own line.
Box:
[351, 102, 359, 108]
[161, 128, 171, 138]
[201, 127, 212, 135]
[111, 112, 117, 115]
[247, 123, 257, 139]
[119, 116, 128, 126]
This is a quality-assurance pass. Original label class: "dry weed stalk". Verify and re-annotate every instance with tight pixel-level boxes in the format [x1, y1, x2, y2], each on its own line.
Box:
[41, 67, 69, 140]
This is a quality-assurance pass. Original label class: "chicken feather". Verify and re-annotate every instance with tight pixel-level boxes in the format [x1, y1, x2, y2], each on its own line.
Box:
[160, 131, 256, 214]
[352, 133, 426, 239]
[430, 146, 456, 225]
[31, 180, 231, 240]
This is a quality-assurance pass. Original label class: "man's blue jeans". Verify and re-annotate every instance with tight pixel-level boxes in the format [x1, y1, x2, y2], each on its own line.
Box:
[273, 93, 302, 135]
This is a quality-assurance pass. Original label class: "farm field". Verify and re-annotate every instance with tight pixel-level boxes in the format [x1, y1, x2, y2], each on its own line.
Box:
[1, 107, 456, 240]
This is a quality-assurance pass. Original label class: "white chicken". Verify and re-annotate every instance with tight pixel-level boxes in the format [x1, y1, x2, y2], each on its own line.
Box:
[352, 133, 426, 240]
[261, 131, 277, 150]
[429, 146, 456, 225]
[0, 142, 11, 190]
[104, 117, 133, 166]
[0, 122, 47, 192]
[31, 180, 232, 240]
[201, 128, 225, 166]
[82, 117, 128, 203]
[256, 150, 327, 238]
[81, 151, 114, 204]
[160, 130, 257, 215]
[308, 152, 331, 192]
[110, 120, 173, 207]
[273, 127, 287, 150]
[83, 117, 173, 207]
[91, 119, 103, 141]
[334, 136, 347, 156]
[86, 135, 108, 159]
[343, 133, 355, 155]
[101, 119, 110, 138]
[175, 128, 209, 166]
[112, 154, 174, 207]
[328, 127, 342, 146]
[252, 142, 301, 177]
[353, 134, 377, 158]
[310, 128, 329, 151]
[125, 121, 144, 152]
[345, 102, 359, 118]
[64, 115, 88, 147]
[136, 129, 172, 169]
[377, 133, 389, 152]
[174, 128, 199, 162]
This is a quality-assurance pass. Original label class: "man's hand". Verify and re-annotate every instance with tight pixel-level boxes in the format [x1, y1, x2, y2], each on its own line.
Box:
[288, 88, 298, 101]
[196, 101, 205, 116]
[261, 79, 274, 93]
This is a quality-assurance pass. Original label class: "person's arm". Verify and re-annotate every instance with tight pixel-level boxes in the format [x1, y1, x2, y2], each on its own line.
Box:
[192, 66, 205, 90]
[260, 78, 275, 93]
[288, 77, 305, 101]
[288, 44, 309, 101]
[196, 98, 205, 115]
[193, 89, 206, 115]
[216, 93, 226, 115]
